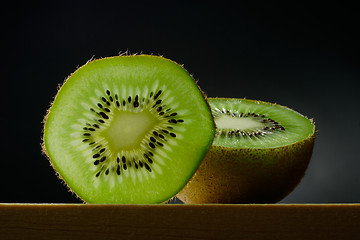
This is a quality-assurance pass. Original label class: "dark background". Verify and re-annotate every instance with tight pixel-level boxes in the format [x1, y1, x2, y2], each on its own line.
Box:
[2, 2, 359, 203]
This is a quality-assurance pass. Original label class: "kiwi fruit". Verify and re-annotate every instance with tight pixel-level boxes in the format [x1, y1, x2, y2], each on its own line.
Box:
[42, 55, 215, 204]
[177, 98, 315, 204]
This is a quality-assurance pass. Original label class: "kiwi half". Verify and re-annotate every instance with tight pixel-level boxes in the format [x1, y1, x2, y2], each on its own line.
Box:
[42, 55, 215, 204]
[177, 98, 315, 204]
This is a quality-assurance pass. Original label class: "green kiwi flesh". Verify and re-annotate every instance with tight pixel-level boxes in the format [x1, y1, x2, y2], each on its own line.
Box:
[43, 55, 215, 204]
[177, 98, 315, 204]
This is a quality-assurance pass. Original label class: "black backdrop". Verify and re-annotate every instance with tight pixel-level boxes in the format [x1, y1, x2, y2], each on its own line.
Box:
[2, 2, 359, 203]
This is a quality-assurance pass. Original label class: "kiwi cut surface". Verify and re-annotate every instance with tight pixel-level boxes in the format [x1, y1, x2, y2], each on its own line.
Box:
[43, 55, 215, 204]
[177, 98, 315, 204]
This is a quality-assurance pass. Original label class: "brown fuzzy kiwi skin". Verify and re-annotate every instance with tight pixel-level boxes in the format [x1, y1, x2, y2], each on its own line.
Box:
[176, 102, 315, 204]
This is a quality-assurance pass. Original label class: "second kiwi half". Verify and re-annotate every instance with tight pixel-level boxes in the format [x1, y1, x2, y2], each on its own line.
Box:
[177, 97, 315, 204]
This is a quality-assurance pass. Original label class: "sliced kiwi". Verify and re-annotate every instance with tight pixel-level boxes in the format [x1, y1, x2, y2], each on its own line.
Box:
[177, 98, 315, 204]
[42, 55, 215, 204]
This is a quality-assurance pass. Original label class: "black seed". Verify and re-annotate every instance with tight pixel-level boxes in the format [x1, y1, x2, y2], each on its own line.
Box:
[239, 113, 243, 117]
[100, 112, 109, 119]
[98, 103, 103, 108]
[147, 158, 153, 164]
[106, 101, 110, 106]
[279, 126, 285, 131]
[134, 162, 138, 169]
[89, 142, 95, 145]
[83, 139, 89, 142]
[116, 101, 120, 107]
[122, 156, 126, 163]
[123, 164, 127, 170]
[117, 157, 120, 163]
[100, 157, 106, 162]
[93, 124, 100, 128]
[145, 163, 152, 172]
[159, 112, 164, 116]
[149, 142, 155, 148]
[157, 142, 164, 147]
[88, 128, 95, 131]
[170, 113, 177, 116]
[139, 161, 143, 168]
[98, 119, 105, 123]
[177, 119, 184, 122]
[84, 133, 91, 136]
[150, 137, 156, 142]
[94, 160, 100, 165]
[168, 119, 177, 124]
[122, 100, 126, 106]
[93, 154, 100, 158]
[135, 95, 138, 101]
[152, 99, 162, 108]
[153, 131, 158, 136]
[104, 108, 110, 112]
[134, 101, 139, 108]
[115, 94, 118, 100]
[159, 134, 165, 139]
[109, 96, 113, 102]
[128, 96, 131, 103]
[83, 127, 88, 130]
[154, 90, 162, 100]
[101, 97, 107, 103]
[106, 90, 110, 96]
[90, 108, 95, 112]
[148, 151, 153, 156]
[96, 172, 101, 177]
[162, 129, 169, 134]
[157, 106, 162, 112]
[105, 169, 109, 175]
[150, 92, 154, 98]
[170, 133, 176, 137]
[117, 166, 121, 175]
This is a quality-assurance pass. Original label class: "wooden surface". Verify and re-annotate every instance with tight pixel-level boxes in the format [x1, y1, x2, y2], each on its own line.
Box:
[1, 204, 360, 240]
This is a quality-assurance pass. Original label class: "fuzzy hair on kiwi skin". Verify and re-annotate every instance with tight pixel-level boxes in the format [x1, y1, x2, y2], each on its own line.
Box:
[42, 53, 215, 203]
[177, 98, 316, 204]
[42, 104, 85, 202]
